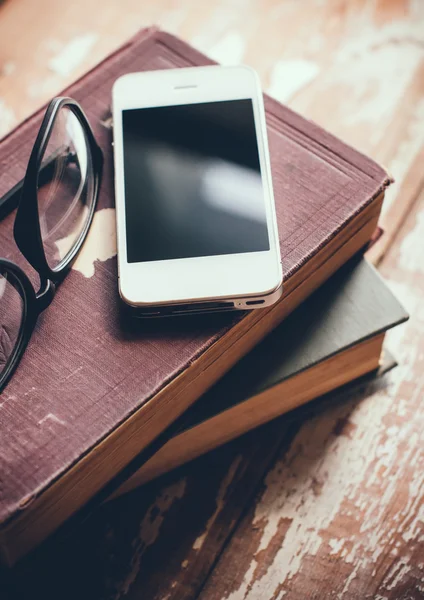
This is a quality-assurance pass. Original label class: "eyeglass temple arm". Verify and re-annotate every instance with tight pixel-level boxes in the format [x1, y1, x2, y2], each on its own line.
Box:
[0, 146, 75, 221]
[0, 178, 22, 221]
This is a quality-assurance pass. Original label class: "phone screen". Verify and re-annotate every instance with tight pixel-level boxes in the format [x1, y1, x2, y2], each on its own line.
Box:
[122, 99, 270, 264]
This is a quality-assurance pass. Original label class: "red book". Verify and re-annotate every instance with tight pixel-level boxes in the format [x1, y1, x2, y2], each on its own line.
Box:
[0, 27, 390, 565]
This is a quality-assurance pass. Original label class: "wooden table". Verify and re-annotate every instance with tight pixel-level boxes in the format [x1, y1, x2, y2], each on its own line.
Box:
[1, 1, 423, 598]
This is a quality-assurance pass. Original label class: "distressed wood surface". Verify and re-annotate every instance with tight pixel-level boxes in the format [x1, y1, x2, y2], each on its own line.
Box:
[3, 374, 397, 600]
[1, 0, 423, 598]
[197, 190, 424, 600]
[2, 419, 294, 599]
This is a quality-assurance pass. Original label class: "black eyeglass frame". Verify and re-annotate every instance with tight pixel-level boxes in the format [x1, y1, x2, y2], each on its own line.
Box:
[0, 97, 103, 392]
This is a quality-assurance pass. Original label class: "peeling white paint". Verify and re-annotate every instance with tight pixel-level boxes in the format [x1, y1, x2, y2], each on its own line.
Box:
[49, 33, 98, 77]
[398, 209, 424, 275]
[139, 480, 186, 547]
[0, 99, 16, 138]
[396, 398, 407, 417]
[307, 33, 325, 53]
[338, 568, 358, 599]
[382, 100, 424, 219]
[1, 61, 15, 76]
[56, 208, 117, 278]
[400, 461, 424, 543]
[410, 0, 424, 19]
[384, 279, 423, 361]
[193, 455, 242, 551]
[191, 3, 243, 54]
[118, 478, 186, 599]
[208, 31, 245, 65]
[158, 7, 187, 33]
[27, 75, 60, 100]
[336, 17, 424, 63]
[267, 59, 320, 104]
[219, 262, 423, 600]
[293, 15, 424, 148]
[334, 44, 421, 133]
[382, 558, 412, 591]
[328, 538, 344, 554]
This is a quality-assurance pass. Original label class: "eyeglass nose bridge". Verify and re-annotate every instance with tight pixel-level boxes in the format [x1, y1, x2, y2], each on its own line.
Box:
[36, 279, 56, 312]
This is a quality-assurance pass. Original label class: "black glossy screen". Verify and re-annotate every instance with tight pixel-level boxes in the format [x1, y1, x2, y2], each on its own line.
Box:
[122, 99, 269, 263]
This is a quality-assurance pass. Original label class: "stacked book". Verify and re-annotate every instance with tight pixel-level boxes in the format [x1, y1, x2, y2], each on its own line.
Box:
[0, 28, 407, 566]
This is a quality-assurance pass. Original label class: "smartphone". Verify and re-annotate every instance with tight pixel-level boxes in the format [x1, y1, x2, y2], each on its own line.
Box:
[112, 66, 282, 316]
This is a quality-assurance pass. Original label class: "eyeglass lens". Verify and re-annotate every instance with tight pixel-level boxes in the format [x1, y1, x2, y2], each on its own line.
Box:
[0, 270, 24, 379]
[37, 106, 95, 270]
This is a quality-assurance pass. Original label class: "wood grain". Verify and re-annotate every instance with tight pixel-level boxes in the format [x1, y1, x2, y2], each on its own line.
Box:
[197, 188, 424, 600]
[0, 0, 423, 598]
[2, 419, 295, 600]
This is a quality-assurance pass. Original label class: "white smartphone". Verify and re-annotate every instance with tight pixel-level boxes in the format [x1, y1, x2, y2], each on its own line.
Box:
[112, 66, 282, 316]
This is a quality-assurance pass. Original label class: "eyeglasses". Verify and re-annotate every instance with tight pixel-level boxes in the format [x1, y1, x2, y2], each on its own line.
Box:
[0, 97, 103, 393]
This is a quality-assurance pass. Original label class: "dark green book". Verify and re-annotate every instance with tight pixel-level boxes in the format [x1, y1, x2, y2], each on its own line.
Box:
[115, 257, 408, 495]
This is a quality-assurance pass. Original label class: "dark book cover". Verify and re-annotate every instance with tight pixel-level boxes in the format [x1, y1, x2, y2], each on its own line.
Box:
[0, 28, 390, 563]
[117, 257, 408, 490]
[169, 258, 407, 427]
